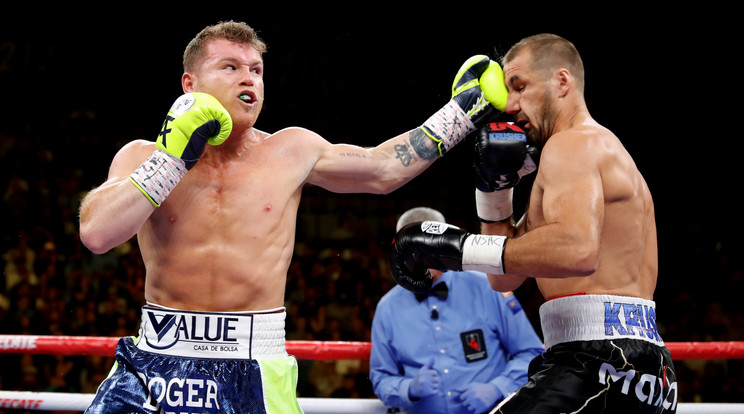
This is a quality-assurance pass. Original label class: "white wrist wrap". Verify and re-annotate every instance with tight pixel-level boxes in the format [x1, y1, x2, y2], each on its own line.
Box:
[475, 188, 513, 222]
[422, 100, 476, 155]
[462, 234, 506, 275]
[128, 150, 187, 207]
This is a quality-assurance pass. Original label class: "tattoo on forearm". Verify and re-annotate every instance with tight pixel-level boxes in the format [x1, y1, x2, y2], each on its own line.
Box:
[339, 152, 372, 159]
[409, 129, 439, 160]
[394, 144, 413, 167]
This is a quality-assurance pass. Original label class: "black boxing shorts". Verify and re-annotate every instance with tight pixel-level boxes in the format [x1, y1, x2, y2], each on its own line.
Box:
[491, 294, 677, 414]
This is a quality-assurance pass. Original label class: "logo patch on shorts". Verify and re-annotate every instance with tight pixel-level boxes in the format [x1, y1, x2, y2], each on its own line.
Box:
[603, 300, 660, 343]
[143, 310, 241, 350]
[137, 308, 255, 358]
[460, 329, 487, 362]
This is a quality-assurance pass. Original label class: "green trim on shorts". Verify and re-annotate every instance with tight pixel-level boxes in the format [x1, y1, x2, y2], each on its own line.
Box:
[260, 356, 303, 413]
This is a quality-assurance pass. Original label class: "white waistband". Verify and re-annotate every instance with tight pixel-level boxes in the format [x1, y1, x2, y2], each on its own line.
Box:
[539, 294, 664, 349]
[135, 306, 287, 360]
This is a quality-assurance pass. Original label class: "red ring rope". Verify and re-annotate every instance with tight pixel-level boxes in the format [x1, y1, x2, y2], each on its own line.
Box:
[1, 335, 743, 361]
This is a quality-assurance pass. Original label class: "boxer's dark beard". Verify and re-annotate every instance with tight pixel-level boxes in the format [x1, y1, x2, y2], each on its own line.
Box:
[530, 89, 554, 148]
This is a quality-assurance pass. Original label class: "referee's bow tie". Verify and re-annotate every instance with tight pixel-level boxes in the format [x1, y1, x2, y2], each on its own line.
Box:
[415, 282, 448, 302]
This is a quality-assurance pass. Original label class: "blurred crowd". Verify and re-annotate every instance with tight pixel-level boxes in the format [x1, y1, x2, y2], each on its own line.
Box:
[1, 111, 743, 414]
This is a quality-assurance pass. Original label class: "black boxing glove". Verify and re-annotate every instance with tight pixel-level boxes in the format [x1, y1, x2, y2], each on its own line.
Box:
[390, 221, 507, 293]
[474, 122, 533, 191]
[473, 122, 537, 222]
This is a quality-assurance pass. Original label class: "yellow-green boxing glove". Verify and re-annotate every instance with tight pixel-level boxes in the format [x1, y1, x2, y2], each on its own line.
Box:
[421, 55, 508, 156]
[129, 92, 233, 207]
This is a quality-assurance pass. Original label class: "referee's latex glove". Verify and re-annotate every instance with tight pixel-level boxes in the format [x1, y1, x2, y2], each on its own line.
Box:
[408, 357, 439, 400]
[455, 382, 503, 413]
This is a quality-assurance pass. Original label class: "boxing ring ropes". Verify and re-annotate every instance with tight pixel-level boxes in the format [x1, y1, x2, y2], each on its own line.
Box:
[0, 336, 742, 413]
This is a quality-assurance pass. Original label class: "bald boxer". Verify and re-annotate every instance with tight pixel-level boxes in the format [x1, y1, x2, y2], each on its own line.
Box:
[390, 34, 677, 413]
[78, 21, 507, 414]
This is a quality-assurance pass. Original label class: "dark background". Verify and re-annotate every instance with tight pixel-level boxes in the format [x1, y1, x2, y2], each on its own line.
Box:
[3, 8, 739, 290]
[1, 6, 742, 404]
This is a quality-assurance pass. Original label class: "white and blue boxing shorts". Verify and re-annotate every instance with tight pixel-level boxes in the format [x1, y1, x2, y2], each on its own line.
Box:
[84, 305, 303, 414]
[493, 294, 677, 414]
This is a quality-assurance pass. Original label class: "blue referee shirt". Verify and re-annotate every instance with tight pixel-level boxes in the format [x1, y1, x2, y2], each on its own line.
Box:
[370, 270, 545, 413]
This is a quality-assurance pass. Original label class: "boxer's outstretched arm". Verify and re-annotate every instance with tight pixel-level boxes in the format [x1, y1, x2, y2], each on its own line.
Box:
[308, 56, 508, 194]
[306, 128, 439, 194]
[308, 55, 507, 194]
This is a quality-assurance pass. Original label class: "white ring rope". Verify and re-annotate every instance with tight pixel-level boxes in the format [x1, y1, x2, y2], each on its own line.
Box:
[0, 391, 741, 413]
[0, 391, 744, 414]
[1, 335, 742, 412]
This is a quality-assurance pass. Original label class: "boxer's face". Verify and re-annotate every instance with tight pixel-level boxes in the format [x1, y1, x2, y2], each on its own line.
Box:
[183, 38, 265, 131]
[503, 51, 552, 148]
